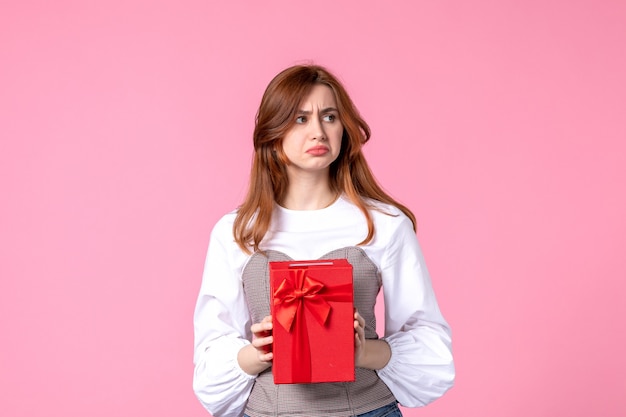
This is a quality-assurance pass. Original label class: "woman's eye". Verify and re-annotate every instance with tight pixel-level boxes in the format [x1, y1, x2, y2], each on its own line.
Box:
[323, 114, 336, 122]
[295, 116, 307, 124]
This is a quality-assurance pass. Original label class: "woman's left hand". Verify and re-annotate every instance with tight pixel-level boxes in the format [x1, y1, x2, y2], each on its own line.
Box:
[354, 309, 366, 366]
[353, 309, 392, 370]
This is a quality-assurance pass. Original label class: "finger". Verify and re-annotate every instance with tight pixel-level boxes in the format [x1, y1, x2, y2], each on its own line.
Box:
[353, 317, 365, 331]
[354, 310, 365, 326]
[354, 322, 364, 342]
[252, 334, 273, 349]
[251, 320, 273, 336]
[354, 331, 363, 348]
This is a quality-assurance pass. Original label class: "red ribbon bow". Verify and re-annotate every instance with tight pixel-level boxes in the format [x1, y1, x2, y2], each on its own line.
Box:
[273, 269, 331, 332]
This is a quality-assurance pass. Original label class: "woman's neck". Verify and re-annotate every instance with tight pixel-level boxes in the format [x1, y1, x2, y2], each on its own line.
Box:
[280, 173, 338, 211]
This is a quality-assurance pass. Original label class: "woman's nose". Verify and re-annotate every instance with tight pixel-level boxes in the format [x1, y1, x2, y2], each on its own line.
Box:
[310, 116, 326, 141]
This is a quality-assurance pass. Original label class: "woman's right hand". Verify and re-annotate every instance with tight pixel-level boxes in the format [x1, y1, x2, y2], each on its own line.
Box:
[238, 315, 274, 375]
[251, 315, 274, 359]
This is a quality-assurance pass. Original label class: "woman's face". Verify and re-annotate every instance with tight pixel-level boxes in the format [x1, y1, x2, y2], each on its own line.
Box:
[281, 84, 344, 179]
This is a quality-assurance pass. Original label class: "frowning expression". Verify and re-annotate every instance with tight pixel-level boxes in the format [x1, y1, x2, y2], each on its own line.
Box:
[281, 84, 344, 178]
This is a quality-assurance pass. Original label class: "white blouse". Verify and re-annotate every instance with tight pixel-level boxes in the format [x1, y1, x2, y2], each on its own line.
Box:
[193, 196, 455, 417]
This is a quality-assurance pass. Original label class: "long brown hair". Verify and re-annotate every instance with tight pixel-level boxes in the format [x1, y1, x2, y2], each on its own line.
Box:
[233, 64, 416, 253]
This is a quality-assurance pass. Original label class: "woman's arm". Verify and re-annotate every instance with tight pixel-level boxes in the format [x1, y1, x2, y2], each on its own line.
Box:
[375, 214, 455, 407]
[192, 216, 256, 417]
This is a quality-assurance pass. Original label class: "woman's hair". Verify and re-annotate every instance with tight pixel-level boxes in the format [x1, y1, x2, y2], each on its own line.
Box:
[233, 64, 416, 253]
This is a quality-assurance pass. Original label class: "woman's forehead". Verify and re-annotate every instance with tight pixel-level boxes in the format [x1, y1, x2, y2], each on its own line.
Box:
[296, 84, 338, 110]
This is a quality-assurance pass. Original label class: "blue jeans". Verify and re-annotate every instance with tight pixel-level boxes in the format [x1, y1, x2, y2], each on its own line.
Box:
[355, 402, 403, 417]
[243, 401, 402, 417]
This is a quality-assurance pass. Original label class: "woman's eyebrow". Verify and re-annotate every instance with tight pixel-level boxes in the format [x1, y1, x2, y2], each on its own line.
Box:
[296, 107, 338, 114]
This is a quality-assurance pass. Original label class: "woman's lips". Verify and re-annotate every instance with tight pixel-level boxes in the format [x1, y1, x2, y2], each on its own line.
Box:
[306, 146, 329, 156]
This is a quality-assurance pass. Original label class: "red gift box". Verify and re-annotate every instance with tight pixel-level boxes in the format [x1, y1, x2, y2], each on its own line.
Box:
[269, 259, 355, 384]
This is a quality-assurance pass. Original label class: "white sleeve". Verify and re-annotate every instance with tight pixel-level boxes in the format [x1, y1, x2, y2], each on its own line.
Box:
[193, 217, 256, 417]
[376, 215, 455, 407]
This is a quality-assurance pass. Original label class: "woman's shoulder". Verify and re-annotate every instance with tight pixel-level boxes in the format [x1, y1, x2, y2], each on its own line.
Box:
[363, 197, 403, 214]
[209, 209, 239, 241]
[361, 198, 408, 222]
[208, 209, 254, 262]
[361, 197, 414, 236]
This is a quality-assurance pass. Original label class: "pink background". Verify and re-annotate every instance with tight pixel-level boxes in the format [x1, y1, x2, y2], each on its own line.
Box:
[1, 1, 625, 416]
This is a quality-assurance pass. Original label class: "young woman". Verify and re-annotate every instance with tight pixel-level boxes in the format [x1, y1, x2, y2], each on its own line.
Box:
[193, 65, 454, 417]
